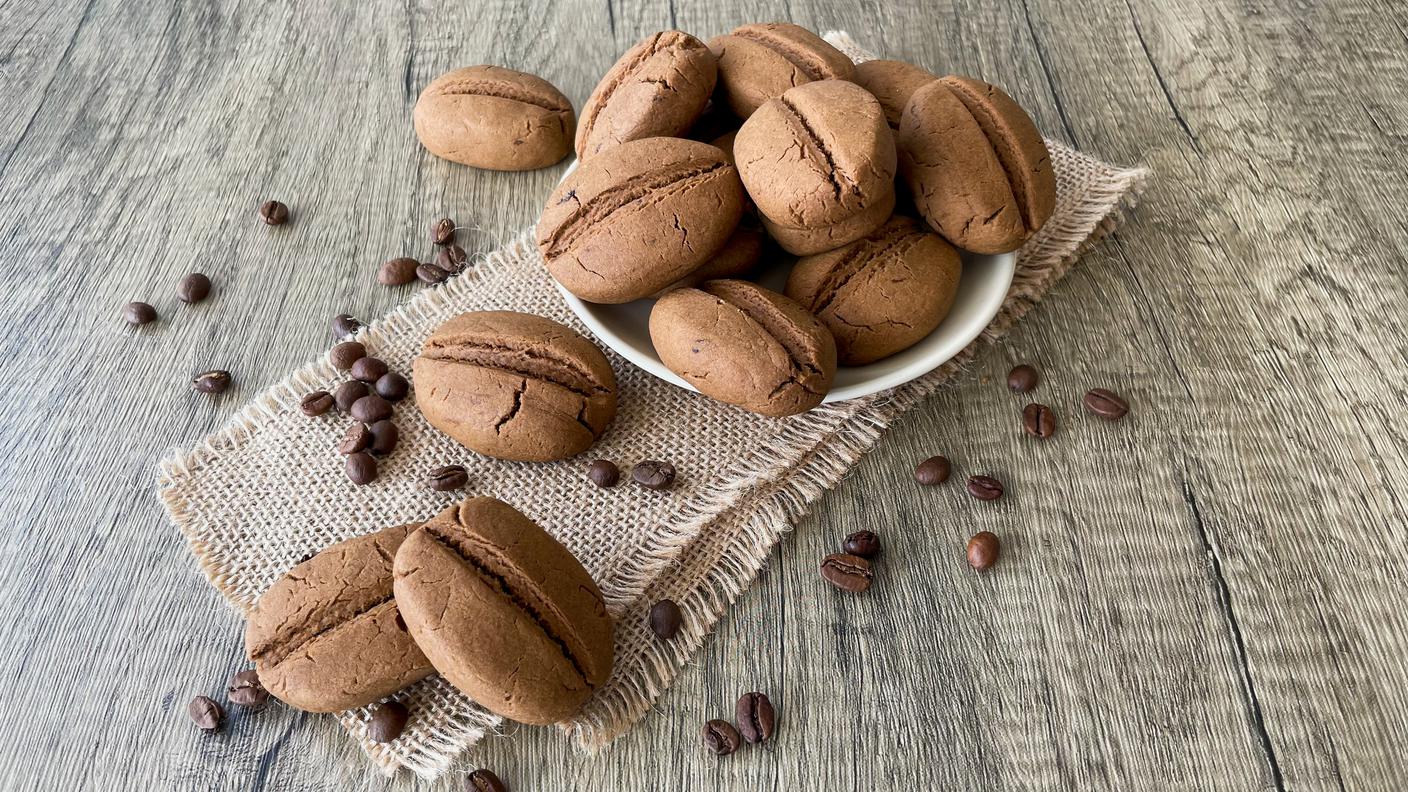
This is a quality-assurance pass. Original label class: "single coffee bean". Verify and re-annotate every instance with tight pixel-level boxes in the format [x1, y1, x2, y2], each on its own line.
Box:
[433, 244, 468, 274]
[350, 394, 393, 423]
[259, 199, 289, 225]
[374, 372, 410, 402]
[1022, 403, 1056, 438]
[587, 459, 620, 488]
[350, 356, 389, 383]
[1007, 364, 1039, 393]
[424, 464, 469, 491]
[339, 422, 372, 454]
[966, 475, 1004, 501]
[227, 669, 269, 708]
[188, 695, 224, 732]
[468, 769, 507, 792]
[123, 301, 157, 326]
[330, 341, 366, 370]
[648, 599, 682, 639]
[819, 553, 874, 593]
[300, 390, 334, 416]
[346, 452, 378, 485]
[702, 719, 741, 756]
[332, 313, 362, 339]
[334, 380, 369, 412]
[378, 257, 419, 286]
[632, 460, 676, 490]
[736, 691, 776, 744]
[967, 531, 1001, 570]
[1084, 388, 1129, 420]
[368, 420, 398, 456]
[914, 455, 951, 485]
[192, 370, 232, 394]
[366, 701, 408, 743]
[431, 218, 456, 246]
[842, 530, 881, 559]
[415, 263, 448, 284]
[177, 273, 212, 304]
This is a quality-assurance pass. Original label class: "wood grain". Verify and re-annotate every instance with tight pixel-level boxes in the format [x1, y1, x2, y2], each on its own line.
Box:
[0, 0, 1404, 789]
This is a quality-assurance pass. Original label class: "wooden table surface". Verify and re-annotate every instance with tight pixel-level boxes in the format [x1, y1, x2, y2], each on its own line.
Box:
[2, 0, 1405, 789]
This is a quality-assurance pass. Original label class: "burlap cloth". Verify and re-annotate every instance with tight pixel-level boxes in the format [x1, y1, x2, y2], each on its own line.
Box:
[157, 32, 1148, 779]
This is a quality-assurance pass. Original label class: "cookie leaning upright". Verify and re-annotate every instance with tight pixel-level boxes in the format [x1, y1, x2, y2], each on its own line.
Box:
[708, 23, 856, 119]
[413, 65, 575, 170]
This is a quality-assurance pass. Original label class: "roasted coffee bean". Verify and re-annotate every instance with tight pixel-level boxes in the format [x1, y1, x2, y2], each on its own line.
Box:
[339, 423, 372, 454]
[178, 273, 212, 304]
[843, 530, 881, 559]
[300, 390, 334, 416]
[433, 244, 467, 274]
[374, 372, 409, 402]
[351, 356, 389, 383]
[819, 553, 873, 593]
[967, 531, 1000, 570]
[1022, 403, 1056, 438]
[648, 599, 682, 639]
[432, 218, 456, 246]
[334, 380, 369, 412]
[346, 452, 378, 485]
[188, 695, 224, 732]
[966, 475, 1004, 501]
[587, 459, 620, 488]
[914, 455, 951, 485]
[468, 769, 507, 792]
[417, 264, 447, 285]
[350, 394, 393, 423]
[330, 341, 366, 370]
[632, 460, 676, 490]
[192, 370, 232, 394]
[702, 719, 741, 756]
[332, 314, 362, 339]
[378, 257, 419, 286]
[227, 669, 269, 708]
[1084, 388, 1129, 420]
[259, 199, 289, 225]
[1007, 364, 1039, 393]
[367, 701, 408, 743]
[368, 420, 398, 456]
[736, 692, 776, 744]
[123, 301, 157, 326]
[424, 464, 469, 491]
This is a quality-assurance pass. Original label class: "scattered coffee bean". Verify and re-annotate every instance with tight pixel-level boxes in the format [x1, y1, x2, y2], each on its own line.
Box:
[648, 599, 682, 639]
[431, 218, 456, 246]
[332, 313, 362, 339]
[378, 257, 419, 286]
[736, 692, 776, 744]
[587, 459, 620, 488]
[368, 420, 398, 456]
[1084, 388, 1129, 420]
[334, 380, 369, 412]
[914, 455, 951, 485]
[468, 768, 507, 792]
[966, 475, 1004, 501]
[350, 394, 393, 423]
[330, 341, 366, 370]
[1022, 403, 1056, 438]
[351, 356, 389, 383]
[632, 460, 676, 490]
[424, 464, 469, 491]
[177, 273, 211, 304]
[339, 423, 372, 455]
[123, 301, 157, 326]
[967, 531, 1001, 570]
[415, 263, 448, 284]
[300, 390, 334, 416]
[433, 244, 467, 274]
[819, 553, 873, 593]
[702, 719, 741, 756]
[1007, 364, 1039, 393]
[346, 452, 378, 485]
[374, 372, 410, 402]
[227, 669, 268, 708]
[843, 530, 881, 559]
[366, 701, 408, 743]
[188, 695, 224, 732]
[259, 199, 289, 225]
[192, 370, 232, 394]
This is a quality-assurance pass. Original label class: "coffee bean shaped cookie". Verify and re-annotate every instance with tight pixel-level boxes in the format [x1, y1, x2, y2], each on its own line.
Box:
[735, 80, 897, 255]
[413, 66, 575, 171]
[649, 279, 837, 416]
[244, 524, 433, 712]
[650, 220, 765, 297]
[413, 311, 616, 462]
[854, 59, 939, 130]
[576, 31, 717, 160]
[898, 76, 1056, 254]
[538, 137, 745, 303]
[786, 216, 961, 365]
[708, 23, 855, 119]
[392, 497, 614, 725]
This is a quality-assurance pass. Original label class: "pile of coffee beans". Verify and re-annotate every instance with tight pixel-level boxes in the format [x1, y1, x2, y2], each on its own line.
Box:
[187, 667, 269, 734]
[701, 691, 777, 756]
[820, 529, 881, 593]
[302, 339, 415, 486]
[583, 459, 678, 491]
[376, 216, 470, 287]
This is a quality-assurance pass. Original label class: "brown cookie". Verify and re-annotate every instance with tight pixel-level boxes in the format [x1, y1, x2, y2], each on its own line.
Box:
[413, 66, 575, 171]
[649, 279, 836, 416]
[707, 23, 855, 119]
[650, 220, 765, 297]
[898, 76, 1056, 253]
[244, 524, 433, 713]
[853, 59, 939, 129]
[735, 80, 897, 255]
[413, 311, 616, 461]
[537, 137, 745, 303]
[576, 31, 717, 160]
[392, 497, 614, 725]
[785, 216, 961, 365]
